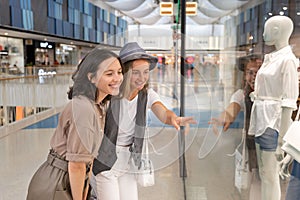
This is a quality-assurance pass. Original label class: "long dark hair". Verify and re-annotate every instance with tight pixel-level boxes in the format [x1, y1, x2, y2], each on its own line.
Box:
[67, 48, 119, 104]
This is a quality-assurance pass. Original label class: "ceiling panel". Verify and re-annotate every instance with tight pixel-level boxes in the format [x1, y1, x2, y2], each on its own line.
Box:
[92, 0, 249, 25]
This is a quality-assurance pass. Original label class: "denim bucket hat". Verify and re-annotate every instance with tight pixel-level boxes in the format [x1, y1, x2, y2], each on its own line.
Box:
[119, 42, 158, 70]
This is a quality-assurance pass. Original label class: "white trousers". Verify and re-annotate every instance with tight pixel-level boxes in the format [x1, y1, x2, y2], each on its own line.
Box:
[248, 168, 261, 200]
[256, 144, 280, 200]
[90, 146, 139, 200]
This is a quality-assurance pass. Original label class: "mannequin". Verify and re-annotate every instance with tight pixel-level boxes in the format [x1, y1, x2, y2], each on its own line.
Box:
[248, 15, 299, 200]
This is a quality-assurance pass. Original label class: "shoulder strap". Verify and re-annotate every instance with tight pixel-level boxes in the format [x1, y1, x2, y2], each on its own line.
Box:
[131, 90, 148, 167]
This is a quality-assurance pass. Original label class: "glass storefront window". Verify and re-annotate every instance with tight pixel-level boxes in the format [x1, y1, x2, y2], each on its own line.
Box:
[55, 44, 78, 66]
[0, 37, 24, 75]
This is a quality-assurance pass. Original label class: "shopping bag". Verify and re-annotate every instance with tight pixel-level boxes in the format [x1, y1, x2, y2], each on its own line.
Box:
[283, 121, 300, 151]
[282, 107, 300, 163]
[136, 158, 155, 187]
[234, 148, 250, 192]
[234, 130, 250, 193]
[136, 128, 155, 187]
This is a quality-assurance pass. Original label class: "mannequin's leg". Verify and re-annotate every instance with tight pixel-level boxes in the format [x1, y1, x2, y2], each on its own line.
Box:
[256, 144, 280, 200]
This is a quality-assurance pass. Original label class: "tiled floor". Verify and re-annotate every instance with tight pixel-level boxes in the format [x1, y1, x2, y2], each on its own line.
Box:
[0, 127, 242, 200]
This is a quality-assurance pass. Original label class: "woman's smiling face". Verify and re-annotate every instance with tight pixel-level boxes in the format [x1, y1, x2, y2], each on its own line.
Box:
[91, 57, 123, 99]
[130, 59, 150, 91]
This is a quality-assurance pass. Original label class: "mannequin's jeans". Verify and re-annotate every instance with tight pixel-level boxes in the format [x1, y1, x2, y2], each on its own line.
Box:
[90, 146, 138, 200]
[286, 175, 300, 200]
[255, 128, 280, 200]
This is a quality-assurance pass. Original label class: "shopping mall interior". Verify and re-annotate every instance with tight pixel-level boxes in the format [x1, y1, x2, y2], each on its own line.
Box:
[1, 0, 300, 199]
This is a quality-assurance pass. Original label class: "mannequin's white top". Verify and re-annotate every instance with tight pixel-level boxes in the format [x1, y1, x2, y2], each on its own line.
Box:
[248, 46, 299, 137]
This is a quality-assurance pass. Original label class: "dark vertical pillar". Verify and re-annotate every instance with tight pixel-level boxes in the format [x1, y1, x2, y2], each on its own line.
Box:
[179, 0, 186, 179]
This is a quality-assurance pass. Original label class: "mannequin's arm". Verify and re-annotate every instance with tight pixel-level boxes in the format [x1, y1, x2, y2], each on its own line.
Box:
[276, 107, 293, 161]
[279, 154, 293, 180]
[279, 107, 293, 145]
[278, 107, 296, 178]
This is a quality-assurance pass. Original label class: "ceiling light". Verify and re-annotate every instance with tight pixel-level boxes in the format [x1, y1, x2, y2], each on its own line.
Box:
[283, 7, 288, 10]
[159, 2, 173, 16]
[186, 2, 197, 16]
[268, 12, 272, 16]
[297, 12, 300, 15]
[279, 11, 284, 15]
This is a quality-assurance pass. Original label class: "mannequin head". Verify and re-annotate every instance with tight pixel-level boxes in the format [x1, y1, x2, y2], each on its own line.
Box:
[263, 15, 293, 50]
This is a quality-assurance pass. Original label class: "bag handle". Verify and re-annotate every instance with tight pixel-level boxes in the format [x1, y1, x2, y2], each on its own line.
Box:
[143, 127, 163, 161]
[241, 129, 247, 169]
[144, 128, 149, 160]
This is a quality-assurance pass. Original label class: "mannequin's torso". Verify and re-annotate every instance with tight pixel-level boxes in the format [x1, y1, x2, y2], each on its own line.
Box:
[263, 16, 298, 141]
[249, 16, 298, 138]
